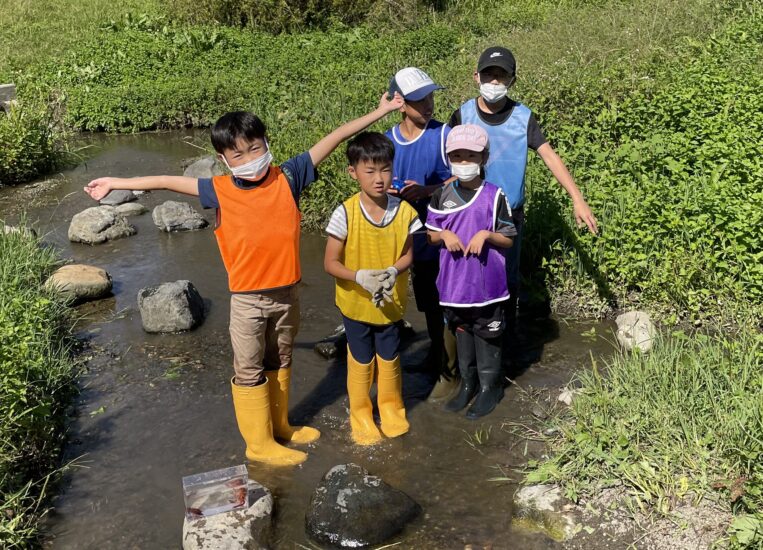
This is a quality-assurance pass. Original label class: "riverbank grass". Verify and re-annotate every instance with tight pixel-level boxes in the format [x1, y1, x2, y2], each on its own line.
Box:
[525, 328, 763, 546]
[0, 229, 78, 546]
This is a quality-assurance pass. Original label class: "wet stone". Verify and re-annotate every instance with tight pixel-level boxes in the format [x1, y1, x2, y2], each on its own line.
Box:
[183, 155, 224, 178]
[615, 310, 656, 353]
[305, 463, 421, 548]
[152, 200, 208, 232]
[182, 480, 273, 550]
[115, 202, 148, 217]
[512, 484, 578, 542]
[99, 189, 137, 206]
[68, 206, 137, 244]
[137, 280, 205, 333]
[45, 264, 112, 303]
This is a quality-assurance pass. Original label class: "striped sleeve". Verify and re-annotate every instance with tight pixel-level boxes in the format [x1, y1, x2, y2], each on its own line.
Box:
[326, 204, 347, 240]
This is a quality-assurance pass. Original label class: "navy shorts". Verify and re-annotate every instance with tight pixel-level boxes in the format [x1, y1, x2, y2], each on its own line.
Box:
[342, 315, 400, 364]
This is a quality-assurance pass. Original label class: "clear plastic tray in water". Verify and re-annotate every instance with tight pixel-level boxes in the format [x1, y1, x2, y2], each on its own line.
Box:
[182, 464, 248, 520]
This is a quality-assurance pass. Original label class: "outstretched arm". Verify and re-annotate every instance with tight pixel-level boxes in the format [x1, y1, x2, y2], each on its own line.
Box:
[84, 176, 199, 201]
[309, 92, 404, 167]
[536, 143, 598, 234]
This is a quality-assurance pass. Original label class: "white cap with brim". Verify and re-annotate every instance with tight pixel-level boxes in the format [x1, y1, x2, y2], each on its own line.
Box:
[389, 67, 444, 101]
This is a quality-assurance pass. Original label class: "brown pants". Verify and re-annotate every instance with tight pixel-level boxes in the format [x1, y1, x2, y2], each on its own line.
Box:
[229, 286, 300, 386]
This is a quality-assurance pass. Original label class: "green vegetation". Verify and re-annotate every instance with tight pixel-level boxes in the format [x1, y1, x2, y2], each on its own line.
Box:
[0, 1, 761, 544]
[524, 327, 763, 547]
[0, 100, 68, 186]
[0, 229, 78, 547]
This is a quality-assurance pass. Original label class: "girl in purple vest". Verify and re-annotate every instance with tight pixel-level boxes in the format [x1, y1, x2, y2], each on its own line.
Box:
[425, 124, 516, 419]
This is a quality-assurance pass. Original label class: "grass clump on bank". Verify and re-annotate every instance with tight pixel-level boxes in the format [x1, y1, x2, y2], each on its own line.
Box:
[0, 99, 69, 186]
[524, 327, 763, 546]
[0, 230, 78, 547]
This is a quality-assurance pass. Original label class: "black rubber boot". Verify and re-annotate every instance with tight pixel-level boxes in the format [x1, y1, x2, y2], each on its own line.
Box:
[444, 329, 478, 412]
[423, 307, 445, 376]
[466, 336, 504, 419]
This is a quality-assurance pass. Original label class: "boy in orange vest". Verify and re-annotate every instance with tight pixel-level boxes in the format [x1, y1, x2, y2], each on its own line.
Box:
[84, 92, 403, 466]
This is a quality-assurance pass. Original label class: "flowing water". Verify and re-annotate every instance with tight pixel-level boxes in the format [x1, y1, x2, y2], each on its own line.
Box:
[0, 132, 615, 549]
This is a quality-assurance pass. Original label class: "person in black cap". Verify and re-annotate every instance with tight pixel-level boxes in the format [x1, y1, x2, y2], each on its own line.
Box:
[449, 46, 598, 344]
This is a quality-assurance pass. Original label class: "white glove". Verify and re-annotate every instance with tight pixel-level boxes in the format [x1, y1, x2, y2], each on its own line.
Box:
[372, 267, 398, 307]
[355, 269, 386, 297]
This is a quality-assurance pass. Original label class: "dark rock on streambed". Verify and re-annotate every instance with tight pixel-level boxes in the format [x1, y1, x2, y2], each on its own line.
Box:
[305, 463, 421, 548]
[137, 280, 205, 333]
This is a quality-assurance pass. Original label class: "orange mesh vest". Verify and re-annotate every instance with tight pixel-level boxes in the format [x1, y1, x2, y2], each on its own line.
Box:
[212, 168, 301, 293]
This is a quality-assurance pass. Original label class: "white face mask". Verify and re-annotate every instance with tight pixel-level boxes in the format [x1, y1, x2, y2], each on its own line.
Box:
[451, 162, 481, 181]
[479, 82, 508, 103]
[223, 147, 272, 180]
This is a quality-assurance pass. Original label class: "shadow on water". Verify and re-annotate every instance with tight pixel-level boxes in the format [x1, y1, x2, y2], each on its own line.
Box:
[0, 132, 618, 549]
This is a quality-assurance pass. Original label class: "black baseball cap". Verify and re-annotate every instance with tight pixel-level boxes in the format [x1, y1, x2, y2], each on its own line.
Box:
[477, 46, 516, 75]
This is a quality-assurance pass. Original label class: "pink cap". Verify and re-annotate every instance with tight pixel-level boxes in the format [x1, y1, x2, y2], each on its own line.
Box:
[446, 124, 489, 153]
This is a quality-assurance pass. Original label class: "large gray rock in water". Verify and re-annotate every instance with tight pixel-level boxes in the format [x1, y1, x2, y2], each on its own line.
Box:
[152, 201, 208, 232]
[68, 206, 137, 244]
[138, 280, 205, 333]
[45, 264, 112, 303]
[183, 480, 273, 550]
[512, 484, 579, 541]
[99, 189, 137, 206]
[616, 310, 657, 353]
[305, 463, 421, 548]
[115, 202, 148, 217]
[183, 156, 224, 178]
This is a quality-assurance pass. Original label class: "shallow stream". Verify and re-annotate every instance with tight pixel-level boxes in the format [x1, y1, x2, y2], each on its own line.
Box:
[0, 132, 615, 549]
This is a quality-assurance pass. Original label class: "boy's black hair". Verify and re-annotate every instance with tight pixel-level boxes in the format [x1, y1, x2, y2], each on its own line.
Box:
[211, 112, 267, 154]
[346, 132, 395, 166]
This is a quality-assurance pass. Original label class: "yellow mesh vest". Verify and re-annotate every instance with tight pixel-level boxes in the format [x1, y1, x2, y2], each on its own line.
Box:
[335, 194, 417, 325]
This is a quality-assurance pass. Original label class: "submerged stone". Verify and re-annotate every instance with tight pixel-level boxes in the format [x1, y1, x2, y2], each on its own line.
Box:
[68, 206, 136, 244]
[152, 200, 209, 232]
[305, 463, 421, 548]
[512, 484, 578, 542]
[115, 202, 148, 217]
[99, 189, 137, 206]
[182, 480, 273, 550]
[45, 264, 112, 303]
[138, 280, 205, 333]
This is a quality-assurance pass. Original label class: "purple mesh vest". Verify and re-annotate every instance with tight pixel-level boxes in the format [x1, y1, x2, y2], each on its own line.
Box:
[426, 182, 510, 307]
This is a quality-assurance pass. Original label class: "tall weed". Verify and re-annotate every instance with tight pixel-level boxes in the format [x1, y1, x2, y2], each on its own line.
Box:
[0, 229, 78, 547]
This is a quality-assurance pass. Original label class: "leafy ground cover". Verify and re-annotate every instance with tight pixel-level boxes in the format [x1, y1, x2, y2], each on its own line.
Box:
[0, 230, 78, 547]
[523, 326, 763, 547]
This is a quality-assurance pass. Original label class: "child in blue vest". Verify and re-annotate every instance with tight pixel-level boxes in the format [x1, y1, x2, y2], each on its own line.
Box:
[450, 46, 598, 332]
[384, 67, 457, 400]
[426, 124, 516, 419]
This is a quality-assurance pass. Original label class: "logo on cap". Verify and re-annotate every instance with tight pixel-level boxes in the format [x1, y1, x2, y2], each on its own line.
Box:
[490, 52, 502, 58]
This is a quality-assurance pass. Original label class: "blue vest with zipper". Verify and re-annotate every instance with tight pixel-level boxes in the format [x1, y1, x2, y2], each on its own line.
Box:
[459, 99, 531, 209]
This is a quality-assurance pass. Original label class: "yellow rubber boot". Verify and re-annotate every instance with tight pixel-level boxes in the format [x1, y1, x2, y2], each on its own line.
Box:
[230, 378, 307, 466]
[346, 349, 383, 446]
[376, 355, 410, 438]
[265, 369, 320, 445]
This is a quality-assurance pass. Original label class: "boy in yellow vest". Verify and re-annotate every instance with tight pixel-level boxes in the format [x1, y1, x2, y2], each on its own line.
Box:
[324, 132, 421, 445]
[83, 92, 404, 466]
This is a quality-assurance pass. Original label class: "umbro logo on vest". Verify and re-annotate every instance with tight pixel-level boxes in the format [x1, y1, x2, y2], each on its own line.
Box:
[443, 200, 457, 209]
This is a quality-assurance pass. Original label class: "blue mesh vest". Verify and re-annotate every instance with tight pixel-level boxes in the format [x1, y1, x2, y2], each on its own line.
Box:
[459, 99, 531, 209]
